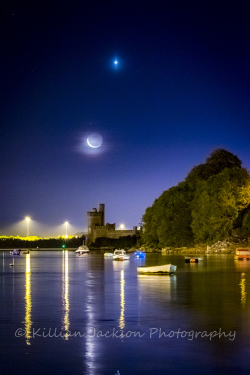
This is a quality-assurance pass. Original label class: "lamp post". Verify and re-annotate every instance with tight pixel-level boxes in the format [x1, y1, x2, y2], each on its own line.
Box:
[26, 217, 30, 237]
[65, 222, 68, 239]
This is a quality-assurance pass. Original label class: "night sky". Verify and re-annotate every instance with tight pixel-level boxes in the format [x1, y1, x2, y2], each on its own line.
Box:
[1, 1, 250, 236]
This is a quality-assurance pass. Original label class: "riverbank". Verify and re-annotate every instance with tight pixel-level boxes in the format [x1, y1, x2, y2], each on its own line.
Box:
[0, 248, 78, 251]
[141, 238, 250, 255]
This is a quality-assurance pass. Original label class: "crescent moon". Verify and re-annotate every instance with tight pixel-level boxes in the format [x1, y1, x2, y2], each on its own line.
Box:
[87, 137, 99, 148]
[87, 133, 103, 148]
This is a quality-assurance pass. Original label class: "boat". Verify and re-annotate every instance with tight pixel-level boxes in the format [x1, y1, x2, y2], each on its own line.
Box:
[10, 249, 21, 255]
[185, 257, 199, 263]
[104, 252, 113, 257]
[113, 249, 130, 261]
[137, 264, 177, 274]
[75, 245, 89, 255]
[134, 250, 146, 259]
[234, 248, 250, 260]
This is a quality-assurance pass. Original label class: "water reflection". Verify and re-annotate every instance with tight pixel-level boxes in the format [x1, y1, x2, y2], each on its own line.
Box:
[112, 260, 130, 270]
[85, 274, 98, 375]
[62, 250, 70, 339]
[235, 259, 250, 271]
[119, 270, 125, 329]
[138, 274, 176, 294]
[239, 272, 247, 307]
[138, 274, 176, 315]
[24, 254, 32, 345]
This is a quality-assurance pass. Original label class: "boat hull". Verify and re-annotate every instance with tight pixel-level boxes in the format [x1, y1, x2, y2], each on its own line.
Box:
[137, 264, 176, 274]
[134, 251, 146, 259]
[75, 245, 89, 255]
[113, 255, 130, 261]
[235, 248, 250, 260]
[10, 249, 21, 255]
[113, 249, 130, 261]
[185, 257, 199, 263]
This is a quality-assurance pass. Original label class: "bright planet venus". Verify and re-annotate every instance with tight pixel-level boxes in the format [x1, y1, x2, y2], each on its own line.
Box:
[87, 133, 103, 148]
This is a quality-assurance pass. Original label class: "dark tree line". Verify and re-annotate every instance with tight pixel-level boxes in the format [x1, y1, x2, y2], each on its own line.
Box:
[141, 149, 250, 248]
[90, 235, 138, 249]
[0, 236, 85, 249]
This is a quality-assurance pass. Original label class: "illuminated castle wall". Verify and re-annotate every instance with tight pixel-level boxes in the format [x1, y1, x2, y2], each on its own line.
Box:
[87, 203, 137, 243]
[87, 203, 105, 233]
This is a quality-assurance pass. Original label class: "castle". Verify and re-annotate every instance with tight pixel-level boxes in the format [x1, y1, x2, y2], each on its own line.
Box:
[87, 204, 138, 244]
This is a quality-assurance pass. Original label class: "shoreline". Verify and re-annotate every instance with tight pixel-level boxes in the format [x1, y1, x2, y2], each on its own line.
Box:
[0, 248, 77, 251]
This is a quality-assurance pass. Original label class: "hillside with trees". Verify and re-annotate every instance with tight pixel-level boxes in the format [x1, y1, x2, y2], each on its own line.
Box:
[141, 149, 250, 248]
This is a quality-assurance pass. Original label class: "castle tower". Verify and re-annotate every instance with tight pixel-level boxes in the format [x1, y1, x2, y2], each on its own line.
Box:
[99, 203, 105, 226]
[87, 204, 105, 236]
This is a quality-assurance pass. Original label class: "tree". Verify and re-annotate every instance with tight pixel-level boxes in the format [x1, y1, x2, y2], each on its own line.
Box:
[142, 182, 194, 248]
[191, 167, 250, 244]
[141, 149, 250, 248]
[185, 149, 242, 190]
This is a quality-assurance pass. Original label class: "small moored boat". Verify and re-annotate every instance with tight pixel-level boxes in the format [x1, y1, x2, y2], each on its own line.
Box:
[137, 264, 177, 274]
[104, 252, 113, 257]
[113, 249, 130, 261]
[75, 245, 89, 255]
[134, 250, 146, 259]
[234, 248, 250, 260]
[185, 257, 199, 263]
[10, 249, 21, 255]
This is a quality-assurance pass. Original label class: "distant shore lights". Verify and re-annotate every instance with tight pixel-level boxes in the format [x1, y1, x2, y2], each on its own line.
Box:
[65, 221, 68, 239]
[26, 217, 30, 237]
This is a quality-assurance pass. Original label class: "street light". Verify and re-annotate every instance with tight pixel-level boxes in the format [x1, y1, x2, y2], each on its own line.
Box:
[65, 221, 68, 238]
[26, 217, 30, 237]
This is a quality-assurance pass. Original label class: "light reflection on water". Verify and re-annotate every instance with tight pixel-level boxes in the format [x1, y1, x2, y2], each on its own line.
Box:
[119, 270, 125, 329]
[24, 254, 32, 345]
[62, 250, 70, 339]
[1, 251, 250, 375]
[239, 272, 247, 307]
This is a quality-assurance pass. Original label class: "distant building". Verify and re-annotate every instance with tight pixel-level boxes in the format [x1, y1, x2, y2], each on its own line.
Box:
[87, 204, 138, 244]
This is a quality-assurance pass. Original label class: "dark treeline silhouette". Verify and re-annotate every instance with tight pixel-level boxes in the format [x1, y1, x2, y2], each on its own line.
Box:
[142, 149, 250, 248]
[0, 236, 85, 249]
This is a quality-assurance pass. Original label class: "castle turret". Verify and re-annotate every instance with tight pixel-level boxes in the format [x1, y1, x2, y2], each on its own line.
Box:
[87, 204, 105, 243]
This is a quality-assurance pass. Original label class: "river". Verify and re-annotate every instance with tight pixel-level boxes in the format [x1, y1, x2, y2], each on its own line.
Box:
[0, 251, 249, 374]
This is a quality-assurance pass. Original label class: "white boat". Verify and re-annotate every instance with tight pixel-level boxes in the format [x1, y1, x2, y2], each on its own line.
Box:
[104, 252, 113, 257]
[75, 245, 89, 255]
[10, 249, 21, 255]
[137, 264, 177, 274]
[113, 249, 130, 261]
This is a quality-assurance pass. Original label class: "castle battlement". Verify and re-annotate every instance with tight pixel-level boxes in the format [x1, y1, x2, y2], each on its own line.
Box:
[86, 203, 137, 244]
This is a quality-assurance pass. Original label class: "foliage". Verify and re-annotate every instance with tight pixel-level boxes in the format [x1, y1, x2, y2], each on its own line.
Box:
[0, 235, 85, 249]
[90, 235, 138, 249]
[141, 149, 250, 248]
[142, 182, 194, 248]
[191, 167, 250, 243]
[186, 149, 242, 190]
[242, 209, 250, 232]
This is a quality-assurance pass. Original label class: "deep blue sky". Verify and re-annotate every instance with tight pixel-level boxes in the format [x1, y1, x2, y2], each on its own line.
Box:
[1, 1, 250, 236]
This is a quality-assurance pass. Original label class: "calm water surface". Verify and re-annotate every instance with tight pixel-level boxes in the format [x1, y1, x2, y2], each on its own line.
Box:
[1, 251, 250, 374]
